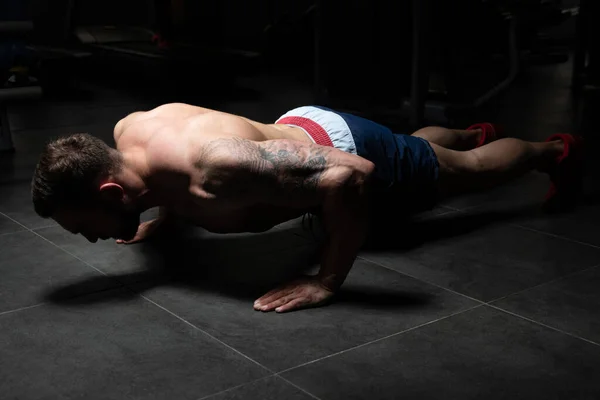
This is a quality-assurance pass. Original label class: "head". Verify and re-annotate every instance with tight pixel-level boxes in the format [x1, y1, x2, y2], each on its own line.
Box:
[32, 133, 141, 242]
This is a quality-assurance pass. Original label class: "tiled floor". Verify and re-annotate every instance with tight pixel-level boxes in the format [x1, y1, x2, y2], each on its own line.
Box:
[1, 57, 600, 400]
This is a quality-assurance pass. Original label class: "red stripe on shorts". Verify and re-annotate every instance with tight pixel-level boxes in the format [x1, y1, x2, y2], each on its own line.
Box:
[276, 116, 334, 147]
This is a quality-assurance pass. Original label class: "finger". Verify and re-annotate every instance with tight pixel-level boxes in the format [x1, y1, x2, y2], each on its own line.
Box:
[275, 297, 309, 313]
[254, 289, 293, 308]
[254, 292, 289, 310]
[259, 295, 296, 312]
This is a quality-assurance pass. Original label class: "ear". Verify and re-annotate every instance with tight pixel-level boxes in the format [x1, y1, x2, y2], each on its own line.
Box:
[99, 182, 125, 203]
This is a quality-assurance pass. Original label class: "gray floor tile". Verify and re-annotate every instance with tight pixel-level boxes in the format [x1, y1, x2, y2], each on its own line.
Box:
[441, 174, 600, 249]
[0, 288, 269, 400]
[0, 230, 119, 313]
[360, 212, 600, 301]
[516, 197, 600, 248]
[135, 258, 478, 371]
[202, 376, 315, 400]
[0, 213, 25, 235]
[282, 306, 600, 400]
[0, 183, 56, 229]
[492, 265, 600, 344]
[34, 224, 173, 284]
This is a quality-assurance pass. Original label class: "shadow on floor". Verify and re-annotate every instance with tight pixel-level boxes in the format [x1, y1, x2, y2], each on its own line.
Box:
[41, 205, 543, 309]
[365, 203, 540, 251]
[41, 179, 600, 309]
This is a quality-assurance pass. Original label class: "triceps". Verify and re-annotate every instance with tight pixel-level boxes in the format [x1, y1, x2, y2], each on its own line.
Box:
[195, 137, 339, 206]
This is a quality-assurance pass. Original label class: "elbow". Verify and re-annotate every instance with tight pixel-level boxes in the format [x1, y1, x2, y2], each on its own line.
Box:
[359, 159, 375, 186]
[348, 159, 375, 195]
[329, 161, 374, 201]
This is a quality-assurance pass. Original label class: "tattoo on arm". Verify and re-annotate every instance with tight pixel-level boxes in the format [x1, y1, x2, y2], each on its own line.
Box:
[196, 138, 333, 204]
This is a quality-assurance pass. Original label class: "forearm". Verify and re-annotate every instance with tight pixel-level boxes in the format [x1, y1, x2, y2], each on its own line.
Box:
[317, 192, 371, 291]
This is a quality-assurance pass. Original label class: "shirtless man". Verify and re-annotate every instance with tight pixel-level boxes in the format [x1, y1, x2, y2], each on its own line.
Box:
[31, 103, 583, 313]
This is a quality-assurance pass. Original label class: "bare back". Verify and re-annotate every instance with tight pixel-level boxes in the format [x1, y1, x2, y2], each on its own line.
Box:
[113, 103, 319, 233]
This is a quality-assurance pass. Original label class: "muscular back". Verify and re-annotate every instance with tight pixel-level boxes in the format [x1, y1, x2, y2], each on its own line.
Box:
[112, 103, 373, 233]
[114, 103, 268, 148]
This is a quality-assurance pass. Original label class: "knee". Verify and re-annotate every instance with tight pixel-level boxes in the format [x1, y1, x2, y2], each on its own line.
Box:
[463, 150, 485, 173]
[437, 149, 482, 176]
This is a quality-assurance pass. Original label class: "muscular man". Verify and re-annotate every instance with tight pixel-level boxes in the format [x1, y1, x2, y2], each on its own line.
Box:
[31, 103, 583, 312]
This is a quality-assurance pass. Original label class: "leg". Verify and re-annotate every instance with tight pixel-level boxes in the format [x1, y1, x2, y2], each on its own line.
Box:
[412, 126, 483, 150]
[432, 137, 564, 197]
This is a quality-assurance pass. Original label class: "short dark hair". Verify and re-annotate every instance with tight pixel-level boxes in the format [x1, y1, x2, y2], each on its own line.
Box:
[31, 133, 121, 218]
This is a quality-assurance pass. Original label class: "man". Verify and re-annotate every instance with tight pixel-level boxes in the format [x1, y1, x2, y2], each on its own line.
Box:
[31, 103, 583, 313]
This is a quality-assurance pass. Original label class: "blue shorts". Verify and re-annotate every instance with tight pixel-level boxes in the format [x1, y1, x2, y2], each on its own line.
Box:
[276, 106, 440, 215]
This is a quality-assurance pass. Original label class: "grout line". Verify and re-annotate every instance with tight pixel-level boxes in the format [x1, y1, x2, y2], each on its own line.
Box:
[138, 293, 275, 374]
[1, 213, 136, 298]
[0, 228, 27, 237]
[487, 304, 600, 347]
[0, 303, 44, 317]
[277, 303, 484, 375]
[356, 255, 486, 305]
[275, 375, 323, 400]
[433, 204, 600, 251]
[29, 232, 112, 277]
[511, 223, 600, 250]
[0, 213, 123, 281]
[487, 263, 600, 305]
[195, 375, 277, 400]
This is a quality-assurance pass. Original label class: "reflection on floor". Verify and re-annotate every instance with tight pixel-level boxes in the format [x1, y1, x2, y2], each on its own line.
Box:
[1, 58, 600, 400]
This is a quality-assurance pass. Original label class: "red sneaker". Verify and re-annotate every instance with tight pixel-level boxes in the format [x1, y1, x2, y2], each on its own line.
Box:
[543, 133, 584, 213]
[466, 123, 503, 148]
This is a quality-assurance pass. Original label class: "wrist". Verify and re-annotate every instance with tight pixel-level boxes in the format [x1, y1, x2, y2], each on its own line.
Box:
[317, 273, 344, 292]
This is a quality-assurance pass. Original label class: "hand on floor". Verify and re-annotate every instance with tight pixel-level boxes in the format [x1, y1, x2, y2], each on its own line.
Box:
[254, 276, 334, 313]
[116, 219, 162, 245]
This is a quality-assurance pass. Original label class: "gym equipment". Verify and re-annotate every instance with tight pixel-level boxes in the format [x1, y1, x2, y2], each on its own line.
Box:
[0, 0, 91, 151]
[315, 0, 577, 129]
[64, 0, 262, 82]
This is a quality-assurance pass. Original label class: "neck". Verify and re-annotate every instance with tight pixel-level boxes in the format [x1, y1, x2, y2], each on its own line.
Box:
[116, 151, 162, 213]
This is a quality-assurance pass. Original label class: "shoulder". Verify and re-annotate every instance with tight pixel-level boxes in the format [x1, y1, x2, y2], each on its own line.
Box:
[113, 111, 147, 144]
[113, 104, 215, 142]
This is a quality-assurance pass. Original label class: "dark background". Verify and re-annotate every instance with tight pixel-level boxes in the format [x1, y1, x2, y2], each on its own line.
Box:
[1, 1, 600, 400]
